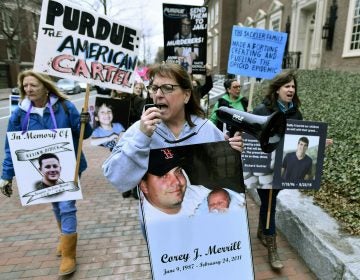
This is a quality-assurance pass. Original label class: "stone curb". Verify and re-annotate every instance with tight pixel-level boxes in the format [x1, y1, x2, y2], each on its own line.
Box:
[247, 188, 360, 280]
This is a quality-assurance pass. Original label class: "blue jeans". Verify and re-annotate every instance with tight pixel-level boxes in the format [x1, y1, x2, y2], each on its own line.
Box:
[257, 189, 281, 236]
[52, 200, 77, 234]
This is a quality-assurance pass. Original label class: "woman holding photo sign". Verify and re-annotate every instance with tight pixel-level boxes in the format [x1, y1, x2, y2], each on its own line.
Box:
[254, 70, 333, 270]
[0, 70, 92, 276]
[103, 63, 244, 205]
[252, 69, 302, 270]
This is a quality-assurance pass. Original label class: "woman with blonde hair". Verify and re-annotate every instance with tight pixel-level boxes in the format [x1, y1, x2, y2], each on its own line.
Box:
[0, 69, 92, 276]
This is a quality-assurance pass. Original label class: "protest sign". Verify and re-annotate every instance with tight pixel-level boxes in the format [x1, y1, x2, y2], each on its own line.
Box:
[7, 128, 82, 206]
[90, 96, 131, 149]
[228, 26, 287, 79]
[243, 120, 327, 190]
[34, 0, 141, 93]
[273, 120, 327, 189]
[163, 4, 207, 74]
[141, 142, 254, 280]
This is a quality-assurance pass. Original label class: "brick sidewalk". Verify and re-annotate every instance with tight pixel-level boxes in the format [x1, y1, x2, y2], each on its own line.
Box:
[0, 141, 316, 279]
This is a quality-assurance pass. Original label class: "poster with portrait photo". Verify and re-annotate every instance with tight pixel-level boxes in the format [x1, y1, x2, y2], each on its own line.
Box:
[272, 120, 327, 189]
[93, 97, 131, 129]
[6, 128, 82, 206]
[90, 96, 131, 149]
[163, 3, 207, 74]
[141, 141, 254, 280]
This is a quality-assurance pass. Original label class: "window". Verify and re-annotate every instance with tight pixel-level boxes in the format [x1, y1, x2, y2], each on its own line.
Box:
[207, 38, 212, 66]
[268, 0, 283, 31]
[214, 2, 219, 25]
[254, 9, 267, 29]
[343, 0, 360, 57]
[256, 19, 266, 29]
[32, 13, 39, 39]
[1, 10, 15, 33]
[213, 34, 218, 66]
[269, 11, 282, 31]
[210, 4, 215, 28]
[244, 17, 254, 27]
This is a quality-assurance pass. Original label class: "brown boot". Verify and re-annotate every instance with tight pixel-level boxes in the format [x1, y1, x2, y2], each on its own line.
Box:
[265, 235, 284, 270]
[58, 233, 77, 276]
[56, 221, 62, 257]
[257, 219, 267, 247]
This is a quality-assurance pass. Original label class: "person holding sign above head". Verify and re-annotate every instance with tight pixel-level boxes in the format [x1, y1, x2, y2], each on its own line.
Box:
[210, 78, 249, 131]
[103, 63, 244, 222]
[0, 69, 92, 276]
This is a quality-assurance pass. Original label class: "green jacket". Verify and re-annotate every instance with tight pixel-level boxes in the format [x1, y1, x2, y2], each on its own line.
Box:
[210, 93, 249, 127]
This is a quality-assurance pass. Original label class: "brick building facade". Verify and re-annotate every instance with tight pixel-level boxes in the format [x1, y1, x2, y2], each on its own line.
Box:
[205, 0, 360, 76]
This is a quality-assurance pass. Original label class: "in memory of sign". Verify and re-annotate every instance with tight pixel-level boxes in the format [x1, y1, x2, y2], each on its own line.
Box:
[7, 128, 82, 206]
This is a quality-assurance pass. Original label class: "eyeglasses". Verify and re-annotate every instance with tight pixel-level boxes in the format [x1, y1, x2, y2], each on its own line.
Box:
[147, 84, 181, 95]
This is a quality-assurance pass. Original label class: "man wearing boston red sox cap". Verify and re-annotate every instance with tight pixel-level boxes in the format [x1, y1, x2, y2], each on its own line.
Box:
[139, 147, 210, 222]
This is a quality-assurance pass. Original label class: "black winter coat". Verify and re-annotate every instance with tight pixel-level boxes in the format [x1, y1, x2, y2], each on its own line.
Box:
[253, 98, 303, 120]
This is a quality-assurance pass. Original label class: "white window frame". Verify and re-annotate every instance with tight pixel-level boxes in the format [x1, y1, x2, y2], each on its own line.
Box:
[254, 9, 266, 29]
[213, 34, 218, 67]
[207, 37, 212, 66]
[214, 1, 219, 25]
[343, 0, 360, 57]
[1, 10, 15, 33]
[269, 10, 282, 31]
[210, 4, 215, 28]
[244, 17, 255, 27]
[256, 19, 266, 29]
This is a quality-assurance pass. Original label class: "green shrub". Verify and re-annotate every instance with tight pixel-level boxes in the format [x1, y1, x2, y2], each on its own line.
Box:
[248, 69, 360, 235]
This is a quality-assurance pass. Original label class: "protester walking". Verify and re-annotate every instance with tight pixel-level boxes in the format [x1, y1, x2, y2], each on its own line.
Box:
[103, 62, 244, 209]
[0, 69, 92, 276]
[252, 69, 303, 270]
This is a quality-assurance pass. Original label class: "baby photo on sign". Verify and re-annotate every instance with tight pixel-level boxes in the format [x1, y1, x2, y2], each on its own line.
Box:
[6, 128, 82, 206]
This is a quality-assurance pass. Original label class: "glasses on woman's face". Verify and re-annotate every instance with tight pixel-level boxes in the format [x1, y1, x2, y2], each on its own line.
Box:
[147, 84, 181, 96]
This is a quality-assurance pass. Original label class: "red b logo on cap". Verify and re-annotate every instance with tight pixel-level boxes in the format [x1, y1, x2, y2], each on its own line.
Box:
[161, 148, 174, 159]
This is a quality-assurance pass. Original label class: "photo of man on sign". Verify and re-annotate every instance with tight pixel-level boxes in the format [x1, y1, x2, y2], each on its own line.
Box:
[6, 128, 82, 206]
[141, 142, 254, 280]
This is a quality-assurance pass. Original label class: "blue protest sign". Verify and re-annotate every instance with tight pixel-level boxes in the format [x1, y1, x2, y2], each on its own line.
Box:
[228, 26, 287, 79]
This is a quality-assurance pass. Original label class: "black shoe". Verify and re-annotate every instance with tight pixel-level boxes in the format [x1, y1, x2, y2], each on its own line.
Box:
[122, 190, 131, 198]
